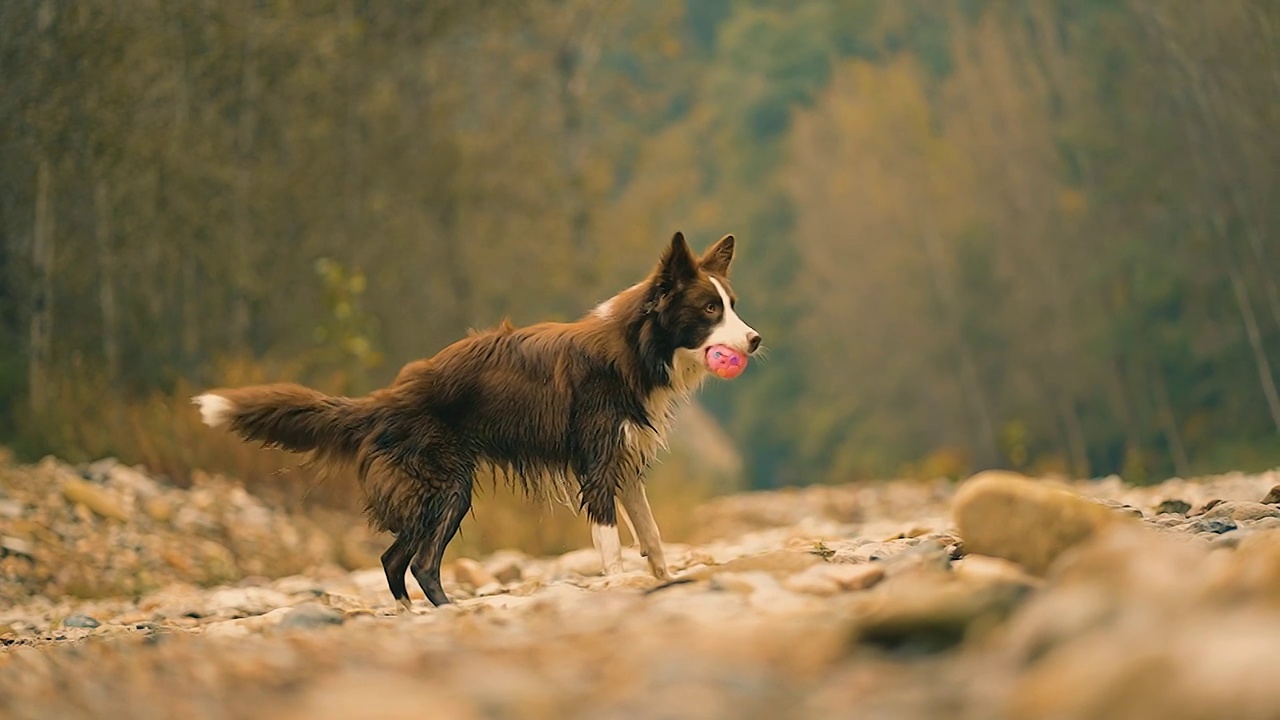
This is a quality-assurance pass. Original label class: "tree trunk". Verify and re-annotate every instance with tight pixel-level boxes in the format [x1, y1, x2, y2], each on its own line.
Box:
[438, 198, 472, 337]
[917, 215, 999, 467]
[169, 3, 199, 367]
[553, 2, 602, 299]
[94, 176, 120, 386]
[28, 159, 55, 414]
[230, 7, 258, 353]
[1136, 4, 1280, 436]
[339, 0, 363, 257]
[1059, 394, 1091, 479]
[1103, 355, 1146, 467]
[1142, 2, 1280, 331]
[182, 256, 200, 361]
[1149, 362, 1191, 477]
[952, 13, 1089, 472]
[1227, 255, 1280, 434]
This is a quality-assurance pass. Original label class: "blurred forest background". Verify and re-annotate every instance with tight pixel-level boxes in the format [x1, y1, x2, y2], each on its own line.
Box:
[2, 0, 1278, 507]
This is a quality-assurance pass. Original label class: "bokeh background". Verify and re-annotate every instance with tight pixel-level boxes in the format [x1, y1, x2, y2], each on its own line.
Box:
[1, 0, 1277, 553]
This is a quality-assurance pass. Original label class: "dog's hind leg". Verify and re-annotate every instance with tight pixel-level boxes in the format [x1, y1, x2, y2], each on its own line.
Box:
[408, 486, 472, 607]
[380, 535, 415, 612]
[617, 477, 672, 581]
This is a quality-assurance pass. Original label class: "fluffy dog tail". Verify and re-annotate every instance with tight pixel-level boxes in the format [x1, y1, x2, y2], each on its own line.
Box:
[193, 384, 372, 463]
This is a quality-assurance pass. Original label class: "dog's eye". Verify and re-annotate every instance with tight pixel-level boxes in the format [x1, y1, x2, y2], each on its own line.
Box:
[705, 302, 719, 314]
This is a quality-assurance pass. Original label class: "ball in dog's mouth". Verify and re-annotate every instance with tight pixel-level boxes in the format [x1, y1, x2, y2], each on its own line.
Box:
[705, 345, 748, 379]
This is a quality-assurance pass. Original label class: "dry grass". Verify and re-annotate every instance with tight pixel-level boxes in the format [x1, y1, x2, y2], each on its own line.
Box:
[16, 358, 730, 560]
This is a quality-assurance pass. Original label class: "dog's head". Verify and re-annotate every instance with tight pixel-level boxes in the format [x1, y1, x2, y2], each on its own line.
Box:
[644, 231, 762, 370]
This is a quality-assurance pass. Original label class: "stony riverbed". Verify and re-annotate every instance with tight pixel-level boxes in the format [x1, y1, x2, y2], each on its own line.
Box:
[2, 453, 1280, 720]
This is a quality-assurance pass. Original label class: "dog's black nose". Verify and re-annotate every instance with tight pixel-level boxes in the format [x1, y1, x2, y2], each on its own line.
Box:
[748, 332, 762, 353]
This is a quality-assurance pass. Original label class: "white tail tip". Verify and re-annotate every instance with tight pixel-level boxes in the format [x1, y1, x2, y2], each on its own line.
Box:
[192, 393, 234, 428]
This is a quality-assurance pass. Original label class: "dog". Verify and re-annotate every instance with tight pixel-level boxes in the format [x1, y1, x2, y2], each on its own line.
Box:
[193, 231, 761, 607]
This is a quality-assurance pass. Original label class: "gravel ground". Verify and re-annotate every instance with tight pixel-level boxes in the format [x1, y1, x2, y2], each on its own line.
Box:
[3, 453, 1280, 720]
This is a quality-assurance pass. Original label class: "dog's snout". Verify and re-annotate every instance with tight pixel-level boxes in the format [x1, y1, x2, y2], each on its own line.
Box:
[747, 332, 762, 353]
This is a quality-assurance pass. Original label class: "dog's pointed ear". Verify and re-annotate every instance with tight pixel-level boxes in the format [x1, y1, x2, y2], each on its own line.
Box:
[699, 233, 735, 275]
[654, 231, 699, 293]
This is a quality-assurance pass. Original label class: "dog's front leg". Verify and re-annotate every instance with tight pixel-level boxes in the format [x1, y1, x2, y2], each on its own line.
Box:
[590, 500, 644, 575]
[591, 522, 624, 575]
[617, 477, 671, 581]
[617, 498, 641, 553]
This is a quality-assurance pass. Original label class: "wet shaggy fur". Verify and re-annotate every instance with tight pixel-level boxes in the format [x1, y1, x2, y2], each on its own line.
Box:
[194, 232, 759, 607]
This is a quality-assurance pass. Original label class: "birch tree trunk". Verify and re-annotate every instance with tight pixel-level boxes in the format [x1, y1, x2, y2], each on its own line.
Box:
[1150, 362, 1191, 477]
[28, 159, 55, 413]
[553, 2, 603, 296]
[94, 176, 120, 386]
[918, 215, 999, 467]
[230, 7, 258, 353]
[1228, 256, 1280, 434]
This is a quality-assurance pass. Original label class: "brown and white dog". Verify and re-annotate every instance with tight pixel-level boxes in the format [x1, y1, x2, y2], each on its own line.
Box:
[193, 231, 761, 607]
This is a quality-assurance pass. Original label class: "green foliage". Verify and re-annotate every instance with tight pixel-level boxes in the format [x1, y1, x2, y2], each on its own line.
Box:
[309, 258, 384, 394]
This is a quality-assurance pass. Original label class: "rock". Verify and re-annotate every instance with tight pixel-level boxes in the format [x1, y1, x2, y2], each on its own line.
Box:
[106, 464, 163, 497]
[273, 575, 325, 598]
[1189, 517, 1237, 535]
[1263, 485, 1280, 505]
[1201, 501, 1280, 523]
[62, 614, 101, 629]
[60, 477, 129, 522]
[681, 550, 825, 585]
[554, 548, 609, 576]
[850, 568, 1032, 652]
[1211, 528, 1280, 603]
[1, 536, 33, 559]
[280, 671, 482, 720]
[1193, 498, 1225, 515]
[828, 563, 886, 591]
[783, 563, 885, 596]
[1090, 497, 1145, 518]
[484, 552, 526, 585]
[205, 587, 293, 617]
[1149, 514, 1188, 528]
[212, 607, 293, 636]
[952, 471, 1128, 575]
[710, 570, 779, 595]
[1155, 499, 1192, 515]
[1208, 529, 1250, 549]
[320, 592, 371, 614]
[1007, 614, 1280, 720]
[278, 603, 345, 630]
[952, 554, 1040, 587]
[877, 539, 950, 576]
[142, 496, 173, 523]
[451, 558, 499, 590]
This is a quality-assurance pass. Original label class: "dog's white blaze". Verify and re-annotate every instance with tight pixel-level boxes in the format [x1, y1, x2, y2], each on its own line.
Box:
[704, 277, 757, 352]
[193, 393, 234, 428]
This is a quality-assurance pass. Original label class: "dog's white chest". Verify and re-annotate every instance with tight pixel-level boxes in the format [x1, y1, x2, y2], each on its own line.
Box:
[620, 350, 707, 472]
